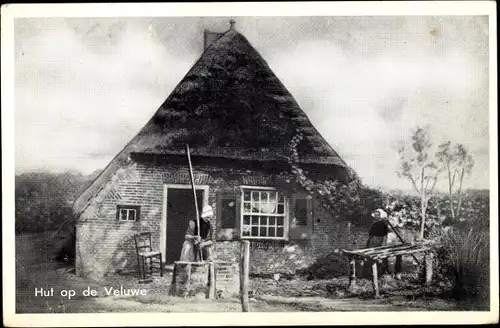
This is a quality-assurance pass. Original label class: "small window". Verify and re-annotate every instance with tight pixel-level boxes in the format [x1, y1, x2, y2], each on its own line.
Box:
[116, 205, 140, 222]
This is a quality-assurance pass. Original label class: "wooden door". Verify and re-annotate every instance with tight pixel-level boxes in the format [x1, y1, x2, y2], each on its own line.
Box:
[166, 188, 204, 264]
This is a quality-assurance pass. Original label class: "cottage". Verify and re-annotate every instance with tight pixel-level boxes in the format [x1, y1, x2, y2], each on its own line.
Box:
[73, 21, 365, 281]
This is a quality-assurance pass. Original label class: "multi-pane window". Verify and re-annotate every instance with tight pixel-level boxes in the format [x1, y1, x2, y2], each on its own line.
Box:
[116, 205, 140, 222]
[240, 188, 288, 239]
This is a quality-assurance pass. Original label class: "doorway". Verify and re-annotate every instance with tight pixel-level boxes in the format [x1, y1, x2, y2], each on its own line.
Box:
[166, 188, 204, 264]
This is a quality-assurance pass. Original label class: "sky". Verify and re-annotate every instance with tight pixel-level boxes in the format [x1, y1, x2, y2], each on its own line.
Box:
[14, 16, 490, 191]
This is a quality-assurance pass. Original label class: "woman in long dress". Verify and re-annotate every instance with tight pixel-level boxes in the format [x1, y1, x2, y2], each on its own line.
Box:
[179, 205, 215, 262]
[179, 220, 197, 262]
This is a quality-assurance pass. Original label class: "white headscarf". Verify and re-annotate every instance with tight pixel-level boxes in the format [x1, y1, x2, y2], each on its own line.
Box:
[372, 208, 388, 219]
[201, 205, 214, 218]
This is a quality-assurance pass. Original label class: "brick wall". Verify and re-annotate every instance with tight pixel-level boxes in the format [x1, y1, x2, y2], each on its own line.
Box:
[76, 159, 366, 280]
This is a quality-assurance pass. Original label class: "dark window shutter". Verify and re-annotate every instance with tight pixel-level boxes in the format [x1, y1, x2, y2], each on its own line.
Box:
[295, 198, 309, 226]
[216, 191, 240, 240]
[220, 198, 237, 228]
[289, 194, 312, 239]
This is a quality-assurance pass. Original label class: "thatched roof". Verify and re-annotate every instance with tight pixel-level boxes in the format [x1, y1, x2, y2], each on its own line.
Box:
[73, 25, 349, 216]
[129, 28, 346, 166]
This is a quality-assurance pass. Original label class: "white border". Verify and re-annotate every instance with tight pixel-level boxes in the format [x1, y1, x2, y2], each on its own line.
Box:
[2, 1, 498, 326]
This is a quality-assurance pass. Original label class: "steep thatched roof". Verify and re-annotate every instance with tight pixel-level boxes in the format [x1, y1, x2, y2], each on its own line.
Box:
[73, 26, 349, 216]
[129, 28, 346, 166]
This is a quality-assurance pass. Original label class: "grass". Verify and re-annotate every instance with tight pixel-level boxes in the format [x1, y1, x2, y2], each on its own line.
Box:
[438, 225, 489, 308]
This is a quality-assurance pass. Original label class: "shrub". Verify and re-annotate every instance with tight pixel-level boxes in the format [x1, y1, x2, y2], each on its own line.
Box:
[438, 224, 489, 305]
[15, 171, 99, 233]
[297, 252, 348, 279]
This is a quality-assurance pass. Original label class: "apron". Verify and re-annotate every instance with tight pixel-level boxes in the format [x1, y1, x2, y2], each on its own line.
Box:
[179, 219, 213, 262]
[179, 240, 196, 262]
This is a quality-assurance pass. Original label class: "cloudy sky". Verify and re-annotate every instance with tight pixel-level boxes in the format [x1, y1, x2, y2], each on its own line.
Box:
[14, 16, 490, 191]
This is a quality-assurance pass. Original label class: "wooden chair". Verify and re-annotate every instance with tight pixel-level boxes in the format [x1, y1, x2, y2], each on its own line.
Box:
[134, 232, 163, 279]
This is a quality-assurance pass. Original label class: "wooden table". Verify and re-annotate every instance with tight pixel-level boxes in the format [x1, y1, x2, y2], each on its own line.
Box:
[342, 243, 433, 298]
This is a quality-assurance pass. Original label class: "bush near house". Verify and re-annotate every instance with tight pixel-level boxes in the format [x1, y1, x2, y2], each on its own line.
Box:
[15, 171, 101, 233]
[436, 225, 489, 305]
[300, 187, 489, 299]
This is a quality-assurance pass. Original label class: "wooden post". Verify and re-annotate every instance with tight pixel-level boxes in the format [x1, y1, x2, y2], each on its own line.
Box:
[170, 263, 178, 296]
[160, 254, 164, 277]
[240, 240, 250, 312]
[136, 255, 143, 280]
[185, 263, 192, 296]
[424, 252, 434, 285]
[207, 262, 216, 299]
[348, 256, 356, 289]
[394, 255, 402, 280]
[371, 261, 380, 298]
[141, 257, 146, 280]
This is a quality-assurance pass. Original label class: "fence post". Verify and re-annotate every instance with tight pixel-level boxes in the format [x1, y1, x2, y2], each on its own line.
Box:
[208, 262, 216, 299]
[348, 256, 356, 289]
[371, 261, 379, 298]
[240, 240, 250, 312]
[424, 251, 434, 285]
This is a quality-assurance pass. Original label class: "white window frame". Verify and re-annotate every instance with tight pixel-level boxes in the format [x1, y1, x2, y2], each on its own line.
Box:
[117, 206, 139, 222]
[239, 186, 289, 240]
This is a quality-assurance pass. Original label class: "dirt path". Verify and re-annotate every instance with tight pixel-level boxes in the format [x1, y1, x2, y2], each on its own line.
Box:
[256, 294, 458, 311]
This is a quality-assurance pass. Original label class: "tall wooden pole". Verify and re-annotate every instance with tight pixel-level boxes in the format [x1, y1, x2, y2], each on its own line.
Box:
[240, 240, 250, 312]
[186, 144, 203, 262]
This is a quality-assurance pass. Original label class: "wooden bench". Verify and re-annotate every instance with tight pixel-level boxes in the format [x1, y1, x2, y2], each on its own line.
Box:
[342, 243, 433, 298]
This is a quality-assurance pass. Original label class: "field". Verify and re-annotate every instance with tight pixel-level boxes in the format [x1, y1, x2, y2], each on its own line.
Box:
[15, 232, 470, 313]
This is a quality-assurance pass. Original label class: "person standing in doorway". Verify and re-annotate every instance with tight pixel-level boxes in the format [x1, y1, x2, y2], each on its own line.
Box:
[179, 205, 215, 262]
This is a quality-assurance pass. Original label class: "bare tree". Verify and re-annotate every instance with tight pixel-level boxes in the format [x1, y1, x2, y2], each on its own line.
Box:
[397, 126, 440, 240]
[437, 142, 474, 220]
